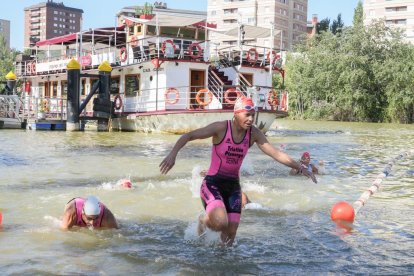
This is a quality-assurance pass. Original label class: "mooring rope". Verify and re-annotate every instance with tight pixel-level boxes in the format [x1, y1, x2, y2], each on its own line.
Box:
[353, 150, 414, 215]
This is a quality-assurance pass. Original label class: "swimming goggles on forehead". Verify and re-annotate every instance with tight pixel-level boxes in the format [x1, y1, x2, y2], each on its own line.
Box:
[82, 209, 99, 220]
[243, 105, 257, 111]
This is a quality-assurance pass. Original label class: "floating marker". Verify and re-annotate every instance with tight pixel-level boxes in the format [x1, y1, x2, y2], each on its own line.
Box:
[331, 150, 413, 229]
[330, 201, 355, 223]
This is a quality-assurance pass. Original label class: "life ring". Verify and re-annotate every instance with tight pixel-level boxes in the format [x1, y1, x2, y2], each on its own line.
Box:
[161, 39, 176, 53]
[164, 88, 180, 104]
[196, 89, 213, 106]
[188, 43, 202, 59]
[26, 62, 32, 74]
[246, 48, 258, 64]
[224, 88, 241, 104]
[31, 62, 36, 74]
[114, 94, 123, 110]
[119, 47, 127, 62]
[266, 50, 280, 62]
[130, 35, 139, 47]
[267, 90, 279, 106]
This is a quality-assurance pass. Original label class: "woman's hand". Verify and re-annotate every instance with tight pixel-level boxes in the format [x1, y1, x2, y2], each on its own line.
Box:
[159, 152, 177, 175]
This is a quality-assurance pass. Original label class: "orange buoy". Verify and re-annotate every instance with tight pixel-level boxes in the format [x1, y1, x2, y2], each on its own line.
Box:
[330, 201, 355, 223]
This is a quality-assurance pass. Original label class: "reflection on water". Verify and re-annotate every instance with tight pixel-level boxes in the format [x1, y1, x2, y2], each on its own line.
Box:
[0, 120, 413, 274]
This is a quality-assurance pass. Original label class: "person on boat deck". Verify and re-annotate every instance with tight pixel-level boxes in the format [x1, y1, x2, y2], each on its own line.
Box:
[159, 96, 317, 246]
[289, 151, 321, 175]
[61, 196, 118, 230]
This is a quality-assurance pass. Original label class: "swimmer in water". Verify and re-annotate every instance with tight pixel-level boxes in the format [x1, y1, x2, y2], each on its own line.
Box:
[290, 151, 321, 175]
[61, 196, 118, 230]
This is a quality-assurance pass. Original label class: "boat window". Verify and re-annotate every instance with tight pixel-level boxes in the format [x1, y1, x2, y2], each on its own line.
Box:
[147, 25, 157, 35]
[181, 28, 196, 39]
[51, 81, 58, 97]
[128, 26, 134, 35]
[125, 74, 140, 97]
[160, 27, 179, 37]
[80, 79, 87, 96]
[110, 77, 120, 94]
[61, 81, 67, 97]
[198, 30, 205, 40]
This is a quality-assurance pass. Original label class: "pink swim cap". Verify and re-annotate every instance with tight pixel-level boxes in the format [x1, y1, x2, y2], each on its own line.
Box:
[302, 152, 310, 160]
[234, 96, 255, 113]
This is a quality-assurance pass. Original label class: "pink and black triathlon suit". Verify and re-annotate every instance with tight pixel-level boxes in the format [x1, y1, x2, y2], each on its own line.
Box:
[201, 120, 252, 223]
[67, 197, 105, 228]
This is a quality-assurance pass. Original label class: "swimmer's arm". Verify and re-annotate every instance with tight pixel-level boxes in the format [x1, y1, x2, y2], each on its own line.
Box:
[159, 121, 224, 174]
[252, 127, 317, 183]
[60, 203, 76, 230]
[101, 208, 118, 229]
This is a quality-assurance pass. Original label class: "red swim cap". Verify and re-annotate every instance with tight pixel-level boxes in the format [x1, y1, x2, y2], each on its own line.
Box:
[234, 96, 255, 113]
[302, 152, 310, 159]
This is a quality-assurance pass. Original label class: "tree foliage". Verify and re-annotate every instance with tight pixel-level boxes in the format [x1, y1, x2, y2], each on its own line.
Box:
[316, 18, 330, 34]
[285, 20, 414, 123]
[0, 35, 17, 82]
[353, 1, 363, 28]
[330, 14, 344, 35]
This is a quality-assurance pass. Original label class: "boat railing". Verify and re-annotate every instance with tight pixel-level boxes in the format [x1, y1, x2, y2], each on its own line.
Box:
[10, 86, 287, 122]
[20, 96, 67, 121]
[17, 33, 283, 77]
[116, 84, 288, 114]
[0, 95, 24, 121]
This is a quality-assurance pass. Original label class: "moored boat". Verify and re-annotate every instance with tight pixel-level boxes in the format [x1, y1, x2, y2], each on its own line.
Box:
[11, 10, 288, 133]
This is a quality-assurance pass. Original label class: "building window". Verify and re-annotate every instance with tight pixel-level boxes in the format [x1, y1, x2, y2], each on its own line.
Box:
[223, 8, 238, 14]
[125, 74, 141, 96]
[386, 19, 407, 25]
[211, 10, 217, 16]
[386, 6, 407, 12]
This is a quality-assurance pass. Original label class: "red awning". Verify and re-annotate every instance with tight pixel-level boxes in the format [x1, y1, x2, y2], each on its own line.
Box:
[35, 26, 126, 47]
[35, 33, 77, 46]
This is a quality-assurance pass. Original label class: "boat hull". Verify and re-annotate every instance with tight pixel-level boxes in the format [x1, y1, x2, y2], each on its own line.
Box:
[112, 109, 283, 134]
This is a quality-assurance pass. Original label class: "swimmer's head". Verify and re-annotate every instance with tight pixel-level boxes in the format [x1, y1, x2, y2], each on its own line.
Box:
[83, 196, 100, 216]
[234, 96, 256, 114]
[301, 151, 310, 161]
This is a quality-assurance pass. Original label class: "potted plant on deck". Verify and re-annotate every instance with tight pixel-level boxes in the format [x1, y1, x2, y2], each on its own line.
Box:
[37, 99, 49, 119]
[136, 2, 154, 19]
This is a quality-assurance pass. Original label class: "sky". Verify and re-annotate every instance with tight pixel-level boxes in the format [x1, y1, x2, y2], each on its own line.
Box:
[1, 0, 361, 51]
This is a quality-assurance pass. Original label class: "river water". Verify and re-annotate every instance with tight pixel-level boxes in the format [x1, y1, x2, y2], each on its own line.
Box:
[0, 120, 413, 275]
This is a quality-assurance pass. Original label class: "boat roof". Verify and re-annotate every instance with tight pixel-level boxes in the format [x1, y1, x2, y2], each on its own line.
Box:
[123, 13, 213, 27]
[35, 26, 126, 47]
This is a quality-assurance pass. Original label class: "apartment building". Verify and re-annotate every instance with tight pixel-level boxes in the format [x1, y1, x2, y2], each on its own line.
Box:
[24, 0, 83, 48]
[207, 0, 308, 51]
[0, 19, 11, 48]
[364, 0, 414, 43]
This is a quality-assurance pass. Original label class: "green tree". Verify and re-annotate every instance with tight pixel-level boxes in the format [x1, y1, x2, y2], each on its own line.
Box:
[316, 18, 330, 34]
[330, 14, 344, 34]
[286, 19, 414, 123]
[0, 35, 18, 88]
[353, 1, 363, 28]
